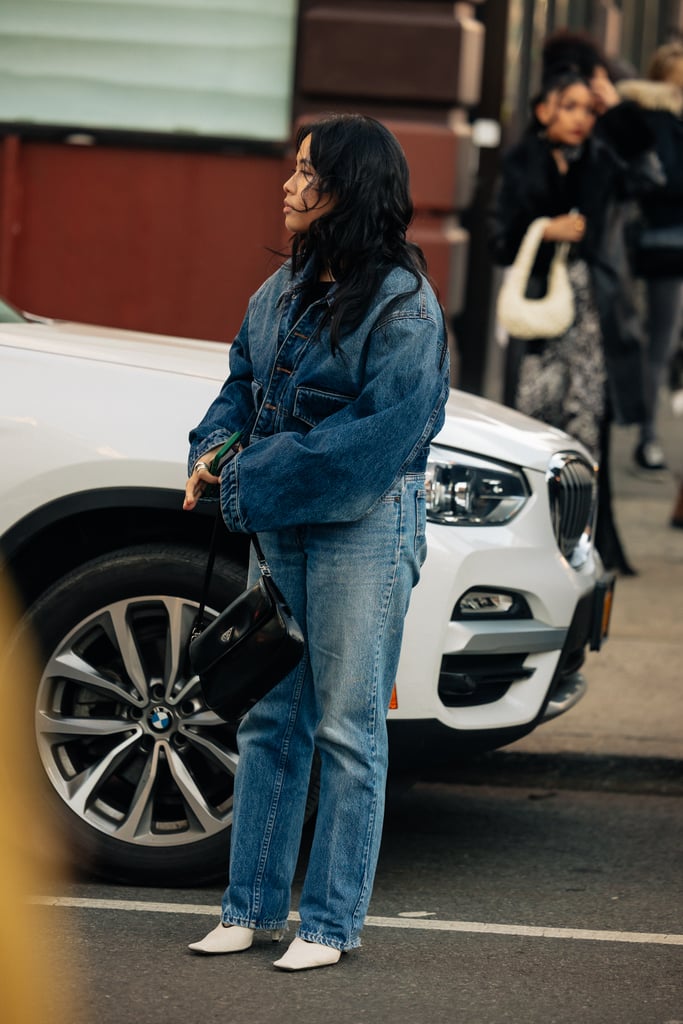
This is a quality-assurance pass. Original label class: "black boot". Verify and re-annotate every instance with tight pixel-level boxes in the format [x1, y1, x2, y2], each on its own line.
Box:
[596, 418, 637, 576]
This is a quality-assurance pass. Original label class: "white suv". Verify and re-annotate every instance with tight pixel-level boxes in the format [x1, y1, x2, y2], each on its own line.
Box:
[0, 300, 612, 883]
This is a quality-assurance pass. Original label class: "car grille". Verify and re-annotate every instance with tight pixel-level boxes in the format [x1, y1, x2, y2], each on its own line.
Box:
[546, 452, 598, 567]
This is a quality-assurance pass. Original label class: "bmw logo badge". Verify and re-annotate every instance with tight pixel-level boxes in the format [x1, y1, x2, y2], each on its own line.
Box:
[150, 706, 172, 732]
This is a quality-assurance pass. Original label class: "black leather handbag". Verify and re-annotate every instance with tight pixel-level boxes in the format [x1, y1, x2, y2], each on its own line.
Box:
[190, 521, 305, 721]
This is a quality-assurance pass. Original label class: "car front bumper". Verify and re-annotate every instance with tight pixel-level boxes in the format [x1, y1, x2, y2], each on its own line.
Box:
[390, 470, 611, 735]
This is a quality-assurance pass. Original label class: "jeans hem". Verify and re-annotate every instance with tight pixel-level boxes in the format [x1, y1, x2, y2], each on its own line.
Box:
[297, 928, 361, 952]
[221, 914, 290, 931]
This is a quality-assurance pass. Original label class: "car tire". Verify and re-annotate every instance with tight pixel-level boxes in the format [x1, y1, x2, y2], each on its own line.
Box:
[19, 543, 253, 884]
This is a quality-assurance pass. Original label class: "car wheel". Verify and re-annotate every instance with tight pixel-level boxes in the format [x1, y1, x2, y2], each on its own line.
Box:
[23, 543, 250, 884]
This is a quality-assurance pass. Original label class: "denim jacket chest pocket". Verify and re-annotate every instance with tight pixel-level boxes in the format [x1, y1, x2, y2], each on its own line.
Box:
[291, 385, 355, 429]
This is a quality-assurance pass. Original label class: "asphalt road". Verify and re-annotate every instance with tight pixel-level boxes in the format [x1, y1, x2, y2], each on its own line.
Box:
[20, 400, 683, 1024]
[36, 779, 682, 1024]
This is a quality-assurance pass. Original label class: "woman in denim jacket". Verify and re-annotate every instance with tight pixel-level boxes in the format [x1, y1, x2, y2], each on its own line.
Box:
[184, 114, 450, 970]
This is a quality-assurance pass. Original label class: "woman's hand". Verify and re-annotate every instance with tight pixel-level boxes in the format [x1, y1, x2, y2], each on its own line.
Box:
[183, 449, 220, 511]
[543, 213, 586, 243]
[590, 71, 620, 115]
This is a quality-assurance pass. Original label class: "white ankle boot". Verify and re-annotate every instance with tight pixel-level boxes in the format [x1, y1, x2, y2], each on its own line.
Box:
[189, 922, 284, 954]
[273, 936, 341, 971]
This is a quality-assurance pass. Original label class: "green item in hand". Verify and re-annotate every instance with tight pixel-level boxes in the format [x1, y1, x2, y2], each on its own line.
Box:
[209, 431, 242, 474]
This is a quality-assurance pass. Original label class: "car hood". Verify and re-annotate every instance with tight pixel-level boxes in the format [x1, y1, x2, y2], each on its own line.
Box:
[0, 318, 587, 472]
[434, 389, 587, 472]
[0, 319, 230, 381]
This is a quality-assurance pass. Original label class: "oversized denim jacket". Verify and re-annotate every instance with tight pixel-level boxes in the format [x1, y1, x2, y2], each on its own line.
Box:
[188, 259, 450, 533]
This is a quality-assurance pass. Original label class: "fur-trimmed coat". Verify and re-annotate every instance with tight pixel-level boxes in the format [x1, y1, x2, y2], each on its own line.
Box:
[617, 79, 683, 279]
[617, 79, 683, 232]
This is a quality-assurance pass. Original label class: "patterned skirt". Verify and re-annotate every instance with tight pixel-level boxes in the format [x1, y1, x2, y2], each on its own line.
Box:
[515, 260, 606, 459]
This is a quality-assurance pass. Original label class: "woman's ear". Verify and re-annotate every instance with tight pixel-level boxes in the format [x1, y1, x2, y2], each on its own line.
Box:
[535, 87, 559, 128]
[535, 99, 552, 126]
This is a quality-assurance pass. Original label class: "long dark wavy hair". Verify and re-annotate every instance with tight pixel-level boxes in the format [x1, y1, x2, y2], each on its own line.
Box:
[289, 114, 430, 353]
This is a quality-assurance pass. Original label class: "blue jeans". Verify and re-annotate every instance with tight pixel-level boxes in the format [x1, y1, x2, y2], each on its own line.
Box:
[641, 277, 683, 444]
[219, 473, 427, 951]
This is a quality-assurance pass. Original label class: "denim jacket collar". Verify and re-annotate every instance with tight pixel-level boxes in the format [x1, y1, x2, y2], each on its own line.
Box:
[276, 256, 338, 309]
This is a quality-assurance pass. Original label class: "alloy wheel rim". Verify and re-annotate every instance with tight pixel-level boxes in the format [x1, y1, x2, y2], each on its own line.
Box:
[35, 594, 237, 847]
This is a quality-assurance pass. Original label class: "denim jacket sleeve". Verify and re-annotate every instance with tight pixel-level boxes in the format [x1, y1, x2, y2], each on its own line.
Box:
[187, 305, 258, 474]
[219, 290, 450, 533]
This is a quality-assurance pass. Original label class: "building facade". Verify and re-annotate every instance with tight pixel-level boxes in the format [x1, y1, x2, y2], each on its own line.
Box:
[0, 0, 681, 393]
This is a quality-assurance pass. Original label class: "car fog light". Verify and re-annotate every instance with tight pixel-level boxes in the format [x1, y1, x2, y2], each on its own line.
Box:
[453, 588, 531, 619]
[426, 446, 529, 525]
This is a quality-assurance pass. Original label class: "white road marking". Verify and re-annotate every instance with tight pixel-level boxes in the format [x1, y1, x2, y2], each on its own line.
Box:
[30, 896, 683, 947]
[398, 911, 436, 918]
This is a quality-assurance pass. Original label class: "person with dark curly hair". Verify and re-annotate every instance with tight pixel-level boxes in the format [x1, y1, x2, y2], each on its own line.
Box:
[183, 114, 449, 970]
[491, 33, 663, 574]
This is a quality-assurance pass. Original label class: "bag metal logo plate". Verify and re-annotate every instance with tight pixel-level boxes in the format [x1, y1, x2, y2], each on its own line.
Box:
[220, 626, 234, 644]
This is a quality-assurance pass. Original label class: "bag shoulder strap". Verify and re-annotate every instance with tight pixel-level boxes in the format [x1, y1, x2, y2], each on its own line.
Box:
[251, 533, 271, 576]
[194, 514, 267, 633]
[510, 217, 550, 280]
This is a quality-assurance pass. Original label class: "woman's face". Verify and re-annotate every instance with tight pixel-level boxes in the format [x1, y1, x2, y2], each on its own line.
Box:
[537, 82, 597, 146]
[282, 134, 334, 234]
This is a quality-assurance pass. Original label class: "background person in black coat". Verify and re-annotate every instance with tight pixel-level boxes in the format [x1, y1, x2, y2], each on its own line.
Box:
[490, 60, 659, 574]
[619, 44, 683, 474]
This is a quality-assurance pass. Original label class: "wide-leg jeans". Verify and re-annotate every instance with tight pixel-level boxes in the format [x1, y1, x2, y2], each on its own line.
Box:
[219, 473, 427, 951]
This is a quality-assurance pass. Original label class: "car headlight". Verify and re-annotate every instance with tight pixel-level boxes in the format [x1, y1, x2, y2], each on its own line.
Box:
[425, 445, 529, 525]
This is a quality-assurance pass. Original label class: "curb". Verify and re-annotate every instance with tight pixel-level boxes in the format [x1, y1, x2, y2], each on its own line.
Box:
[414, 750, 683, 797]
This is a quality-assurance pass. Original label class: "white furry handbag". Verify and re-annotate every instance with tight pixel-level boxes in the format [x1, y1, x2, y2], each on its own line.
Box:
[496, 217, 575, 340]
